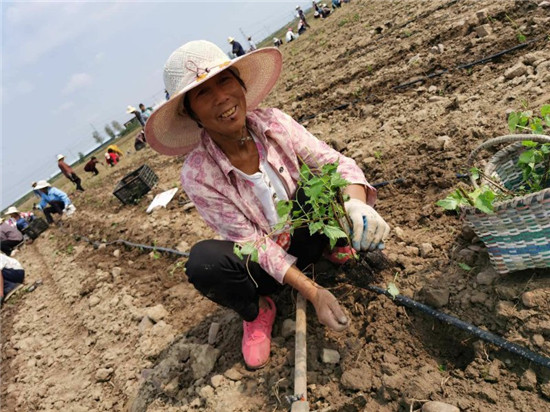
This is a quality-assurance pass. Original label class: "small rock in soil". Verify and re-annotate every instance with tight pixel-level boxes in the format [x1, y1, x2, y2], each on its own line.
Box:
[422, 401, 460, 412]
[419, 243, 434, 257]
[111, 267, 122, 278]
[223, 368, 243, 381]
[145, 304, 168, 323]
[393, 226, 405, 240]
[341, 368, 371, 391]
[532, 334, 544, 347]
[422, 287, 450, 308]
[138, 316, 154, 334]
[476, 269, 497, 285]
[518, 369, 537, 391]
[210, 375, 224, 388]
[521, 290, 546, 308]
[95, 367, 113, 382]
[208, 322, 220, 345]
[321, 348, 340, 364]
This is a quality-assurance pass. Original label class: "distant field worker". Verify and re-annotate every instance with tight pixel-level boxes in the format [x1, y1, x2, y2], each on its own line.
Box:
[107, 144, 124, 157]
[273, 37, 283, 47]
[296, 6, 310, 28]
[127, 105, 145, 127]
[57, 154, 84, 191]
[286, 27, 297, 43]
[84, 156, 100, 175]
[139, 103, 154, 122]
[106, 149, 120, 166]
[0, 253, 25, 307]
[34, 180, 76, 224]
[228, 37, 246, 57]
[134, 131, 147, 151]
[247, 36, 257, 51]
[4, 207, 35, 232]
[0, 219, 23, 256]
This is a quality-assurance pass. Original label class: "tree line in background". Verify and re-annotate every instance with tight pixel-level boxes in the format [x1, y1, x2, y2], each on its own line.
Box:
[92, 120, 134, 145]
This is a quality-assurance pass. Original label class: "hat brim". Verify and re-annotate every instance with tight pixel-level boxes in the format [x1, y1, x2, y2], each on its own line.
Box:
[145, 47, 283, 156]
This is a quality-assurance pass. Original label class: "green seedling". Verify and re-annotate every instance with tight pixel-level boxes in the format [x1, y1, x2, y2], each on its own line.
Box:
[235, 160, 352, 262]
[437, 105, 550, 214]
[458, 262, 472, 271]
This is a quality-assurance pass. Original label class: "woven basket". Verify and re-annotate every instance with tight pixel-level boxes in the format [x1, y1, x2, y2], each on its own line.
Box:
[463, 134, 550, 274]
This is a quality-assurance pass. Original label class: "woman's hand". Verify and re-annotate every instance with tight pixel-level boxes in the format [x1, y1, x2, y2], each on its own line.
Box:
[283, 266, 349, 332]
[342, 198, 390, 251]
[311, 288, 349, 332]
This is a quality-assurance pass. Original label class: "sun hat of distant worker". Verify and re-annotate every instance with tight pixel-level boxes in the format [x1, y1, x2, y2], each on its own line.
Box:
[126, 105, 137, 114]
[145, 40, 283, 156]
[4, 206, 20, 216]
[35, 180, 51, 190]
[57, 154, 65, 161]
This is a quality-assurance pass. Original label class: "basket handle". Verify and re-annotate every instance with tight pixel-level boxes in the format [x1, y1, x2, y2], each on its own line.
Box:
[467, 134, 550, 187]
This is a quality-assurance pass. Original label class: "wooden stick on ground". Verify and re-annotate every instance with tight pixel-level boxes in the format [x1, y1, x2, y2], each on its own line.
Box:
[291, 293, 309, 412]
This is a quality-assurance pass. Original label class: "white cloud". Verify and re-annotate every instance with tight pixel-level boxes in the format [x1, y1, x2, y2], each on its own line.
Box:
[4, 2, 129, 67]
[52, 101, 75, 115]
[62, 73, 93, 95]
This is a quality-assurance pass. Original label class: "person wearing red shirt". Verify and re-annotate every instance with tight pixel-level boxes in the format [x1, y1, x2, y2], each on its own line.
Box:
[57, 154, 84, 191]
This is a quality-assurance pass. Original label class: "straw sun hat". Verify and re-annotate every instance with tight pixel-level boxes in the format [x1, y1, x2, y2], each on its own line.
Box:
[34, 180, 51, 190]
[145, 40, 283, 156]
[57, 154, 65, 161]
[5, 206, 20, 215]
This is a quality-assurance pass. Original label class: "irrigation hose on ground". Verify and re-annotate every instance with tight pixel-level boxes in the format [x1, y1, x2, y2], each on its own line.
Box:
[365, 285, 550, 369]
[56, 206, 550, 370]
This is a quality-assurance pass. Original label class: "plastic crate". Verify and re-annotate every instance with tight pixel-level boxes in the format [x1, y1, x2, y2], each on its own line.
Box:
[113, 164, 158, 205]
[22, 217, 49, 240]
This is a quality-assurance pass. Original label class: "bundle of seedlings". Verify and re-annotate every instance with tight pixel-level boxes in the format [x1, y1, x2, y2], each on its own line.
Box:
[438, 105, 550, 273]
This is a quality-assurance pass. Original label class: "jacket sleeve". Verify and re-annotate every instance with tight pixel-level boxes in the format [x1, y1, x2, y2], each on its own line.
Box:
[274, 109, 377, 205]
[51, 188, 71, 207]
[182, 178, 297, 284]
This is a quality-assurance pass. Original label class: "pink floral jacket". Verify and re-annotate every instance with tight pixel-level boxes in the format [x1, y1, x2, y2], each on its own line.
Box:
[181, 108, 375, 284]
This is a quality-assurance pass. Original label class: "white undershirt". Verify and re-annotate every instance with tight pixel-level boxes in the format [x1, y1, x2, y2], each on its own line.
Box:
[233, 136, 289, 228]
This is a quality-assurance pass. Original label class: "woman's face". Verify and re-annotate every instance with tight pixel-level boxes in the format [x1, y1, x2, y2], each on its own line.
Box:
[186, 70, 247, 140]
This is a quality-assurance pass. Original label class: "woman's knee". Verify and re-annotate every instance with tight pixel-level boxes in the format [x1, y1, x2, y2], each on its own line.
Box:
[185, 239, 232, 287]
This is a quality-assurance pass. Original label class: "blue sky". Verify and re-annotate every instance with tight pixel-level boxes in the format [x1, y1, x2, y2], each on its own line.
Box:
[1, 0, 311, 209]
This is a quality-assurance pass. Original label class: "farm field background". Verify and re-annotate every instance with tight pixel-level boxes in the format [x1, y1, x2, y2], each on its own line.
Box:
[2, 1, 550, 411]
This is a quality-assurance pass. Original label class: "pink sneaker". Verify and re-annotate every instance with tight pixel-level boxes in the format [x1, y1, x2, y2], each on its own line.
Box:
[325, 245, 357, 264]
[242, 296, 276, 370]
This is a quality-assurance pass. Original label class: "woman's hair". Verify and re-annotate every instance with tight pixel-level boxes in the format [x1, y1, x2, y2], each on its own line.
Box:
[179, 68, 247, 127]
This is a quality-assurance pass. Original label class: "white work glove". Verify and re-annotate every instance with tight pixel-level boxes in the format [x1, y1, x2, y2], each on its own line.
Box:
[64, 204, 76, 217]
[311, 288, 349, 332]
[342, 198, 390, 251]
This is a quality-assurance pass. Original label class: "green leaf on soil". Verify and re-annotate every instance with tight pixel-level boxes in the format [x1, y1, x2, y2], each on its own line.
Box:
[387, 282, 399, 299]
[458, 262, 472, 271]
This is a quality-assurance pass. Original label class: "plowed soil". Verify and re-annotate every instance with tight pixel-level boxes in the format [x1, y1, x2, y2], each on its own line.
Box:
[2, 1, 550, 411]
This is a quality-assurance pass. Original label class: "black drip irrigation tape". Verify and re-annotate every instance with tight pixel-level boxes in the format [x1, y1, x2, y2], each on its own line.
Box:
[366, 285, 550, 369]
[394, 35, 546, 90]
[57, 223, 550, 368]
[298, 34, 547, 122]
[58, 225, 190, 257]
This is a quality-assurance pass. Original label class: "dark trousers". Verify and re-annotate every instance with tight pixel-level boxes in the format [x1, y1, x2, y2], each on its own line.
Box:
[1, 240, 22, 256]
[185, 189, 332, 321]
[2, 268, 25, 296]
[43, 201, 65, 224]
[70, 173, 84, 191]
